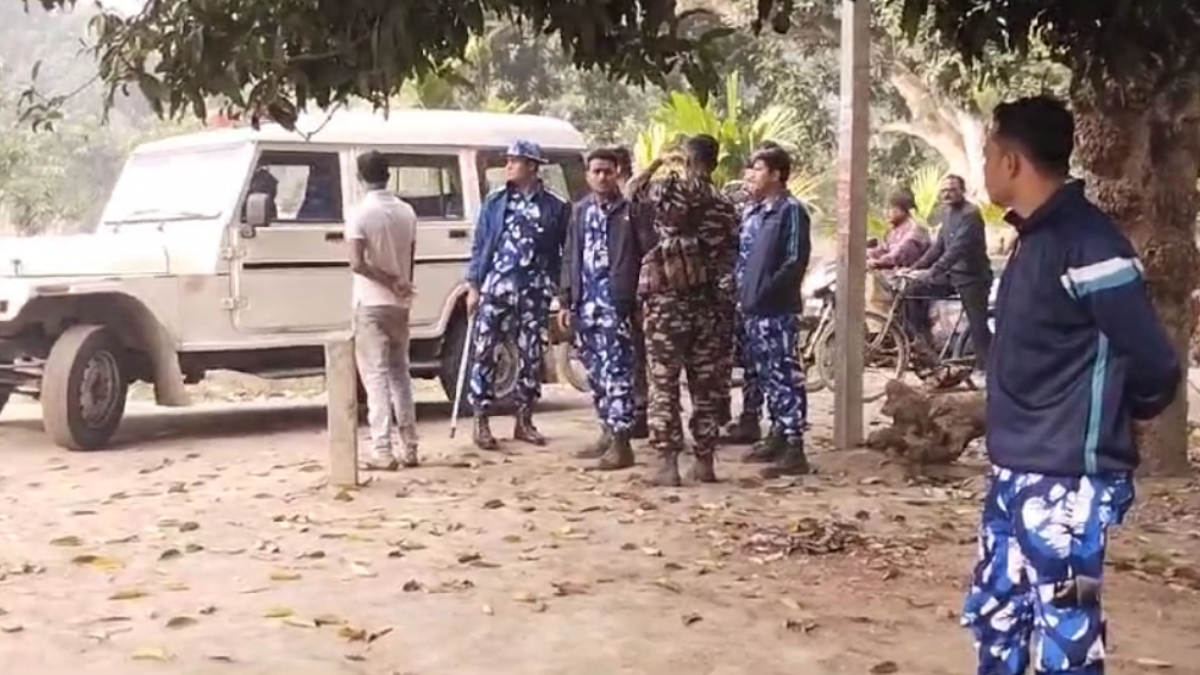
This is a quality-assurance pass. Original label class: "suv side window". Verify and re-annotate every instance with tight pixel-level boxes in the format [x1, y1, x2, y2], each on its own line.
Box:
[383, 154, 464, 220]
[248, 151, 343, 223]
[477, 150, 587, 202]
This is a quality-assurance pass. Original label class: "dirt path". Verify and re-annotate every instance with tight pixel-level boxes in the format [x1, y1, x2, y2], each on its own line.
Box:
[0, 383, 1198, 675]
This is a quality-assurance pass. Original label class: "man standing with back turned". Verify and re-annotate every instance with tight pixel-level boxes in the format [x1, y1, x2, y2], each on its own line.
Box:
[638, 135, 738, 486]
[963, 95, 1179, 675]
[347, 151, 419, 470]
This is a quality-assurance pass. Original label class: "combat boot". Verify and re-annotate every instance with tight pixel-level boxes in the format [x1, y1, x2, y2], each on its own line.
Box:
[723, 414, 762, 445]
[760, 437, 811, 478]
[513, 408, 547, 446]
[646, 450, 682, 487]
[576, 427, 613, 459]
[630, 411, 650, 439]
[473, 416, 500, 451]
[741, 433, 785, 463]
[596, 432, 635, 471]
[689, 448, 718, 483]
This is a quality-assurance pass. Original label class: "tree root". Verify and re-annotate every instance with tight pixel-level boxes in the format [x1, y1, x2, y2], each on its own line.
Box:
[866, 379, 985, 467]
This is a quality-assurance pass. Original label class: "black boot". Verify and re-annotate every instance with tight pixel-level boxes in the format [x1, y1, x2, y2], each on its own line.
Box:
[630, 412, 650, 440]
[576, 427, 613, 459]
[473, 416, 499, 451]
[689, 449, 718, 483]
[646, 450, 682, 487]
[723, 414, 762, 445]
[513, 408, 547, 446]
[760, 438, 811, 478]
[596, 432, 635, 471]
[741, 433, 784, 463]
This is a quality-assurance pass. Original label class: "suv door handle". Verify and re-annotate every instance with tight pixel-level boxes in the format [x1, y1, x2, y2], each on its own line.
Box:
[325, 232, 344, 242]
[448, 229, 469, 240]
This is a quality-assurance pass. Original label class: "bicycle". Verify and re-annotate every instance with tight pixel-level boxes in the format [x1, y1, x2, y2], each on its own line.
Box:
[813, 271, 986, 400]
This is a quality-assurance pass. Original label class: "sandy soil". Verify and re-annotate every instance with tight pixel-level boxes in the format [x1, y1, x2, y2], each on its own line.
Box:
[0, 378, 1198, 675]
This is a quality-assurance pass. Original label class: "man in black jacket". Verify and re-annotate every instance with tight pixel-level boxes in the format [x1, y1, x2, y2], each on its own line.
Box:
[899, 174, 993, 371]
[557, 148, 652, 470]
[738, 146, 812, 477]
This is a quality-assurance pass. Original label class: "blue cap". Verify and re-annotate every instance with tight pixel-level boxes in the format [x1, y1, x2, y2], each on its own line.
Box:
[505, 139, 547, 164]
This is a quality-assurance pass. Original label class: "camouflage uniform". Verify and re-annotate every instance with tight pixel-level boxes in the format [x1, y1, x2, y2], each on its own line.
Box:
[636, 173, 739, 486]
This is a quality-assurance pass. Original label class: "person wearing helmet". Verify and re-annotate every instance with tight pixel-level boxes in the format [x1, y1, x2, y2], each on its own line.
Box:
[464, 140, 570, 450]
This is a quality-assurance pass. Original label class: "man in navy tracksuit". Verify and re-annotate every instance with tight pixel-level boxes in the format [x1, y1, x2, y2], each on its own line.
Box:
[464, 140, 569, 451]
[736, 145, 812, 477]
[964, 96, 1180, 675]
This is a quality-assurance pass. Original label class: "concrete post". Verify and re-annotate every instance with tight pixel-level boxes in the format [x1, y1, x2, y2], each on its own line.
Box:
[325, 335, 359, 487]
[833, 0, 870, 449]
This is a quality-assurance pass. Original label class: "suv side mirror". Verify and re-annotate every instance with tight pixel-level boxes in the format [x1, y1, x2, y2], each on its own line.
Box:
[241, 193, 272, 238]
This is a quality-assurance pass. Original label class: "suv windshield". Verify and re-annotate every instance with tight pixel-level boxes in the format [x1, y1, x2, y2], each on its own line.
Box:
[102, 144, 253, 224]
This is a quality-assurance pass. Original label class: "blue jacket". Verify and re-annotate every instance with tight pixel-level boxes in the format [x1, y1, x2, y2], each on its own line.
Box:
[465, 184, 570, 290]
[739, 194, 811, 316]
[988, 182, 1180, 476]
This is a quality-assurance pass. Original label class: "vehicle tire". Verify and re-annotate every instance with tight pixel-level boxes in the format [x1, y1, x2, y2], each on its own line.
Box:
[814, 310, 909, 403]
[437, 314, 519, 415]
[553, 342, 590, 393]
[41, 325, 129, 451]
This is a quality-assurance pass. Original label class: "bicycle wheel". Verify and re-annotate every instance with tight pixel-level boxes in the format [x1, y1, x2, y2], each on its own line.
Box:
[814, 310, 910, 403]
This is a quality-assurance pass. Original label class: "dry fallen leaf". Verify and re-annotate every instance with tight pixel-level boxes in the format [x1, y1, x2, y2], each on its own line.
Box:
[314, 614, 346, 626]
[337, 625, 368, 641]
[71, 554, 123, 571]
[263, 607, 294, 618]
[779, 597, 802, 611]
[179, 521, 200, 533]
[870, 661, 899, 675]
[0, 623, 24, 633]
[269, 570, 302, 582]
[1134, 658, 1174, 669]
[50, 536, 83, 547]
[159, 549, 182, 561]
[165, 616, 197, 629]
[349, 562, 377, 578]
[681, 612, 703, 626]
[511, 591, 538, 603]
[283, 616, 316, 628]
[108, 588, 147, 601]
[131, 646, 172, 661]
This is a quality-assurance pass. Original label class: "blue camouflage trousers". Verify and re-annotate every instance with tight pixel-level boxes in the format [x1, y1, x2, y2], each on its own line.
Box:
[743, 313, 806, 439]
[576, 314, 636, 434]
[467, 290, 548, 414]
[733, 307, 763, 420]
[963, 466, 1135, 675]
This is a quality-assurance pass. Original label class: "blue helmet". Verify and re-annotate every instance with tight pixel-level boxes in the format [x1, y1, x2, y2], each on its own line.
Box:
[505, 139, 547, 165]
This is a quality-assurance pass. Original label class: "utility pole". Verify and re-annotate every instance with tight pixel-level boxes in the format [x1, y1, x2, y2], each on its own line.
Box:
[833, 0, 870, 449]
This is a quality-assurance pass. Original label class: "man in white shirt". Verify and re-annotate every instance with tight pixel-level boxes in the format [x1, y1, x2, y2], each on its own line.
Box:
[345, 151, 419, 470]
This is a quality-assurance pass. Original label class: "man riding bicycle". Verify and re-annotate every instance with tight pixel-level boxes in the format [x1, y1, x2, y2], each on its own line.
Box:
[896, 174, 992, 373]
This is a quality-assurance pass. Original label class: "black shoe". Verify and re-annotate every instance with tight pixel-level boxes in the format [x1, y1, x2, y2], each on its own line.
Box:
[760, 438, 811, 478]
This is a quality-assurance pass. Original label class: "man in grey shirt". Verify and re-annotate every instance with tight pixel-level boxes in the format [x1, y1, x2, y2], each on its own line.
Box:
[346, 151, 419, 470]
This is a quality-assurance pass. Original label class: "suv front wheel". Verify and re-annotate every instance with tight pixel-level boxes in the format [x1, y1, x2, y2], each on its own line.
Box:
[438, 314, 519, 415]
[41, 325, 130, 451]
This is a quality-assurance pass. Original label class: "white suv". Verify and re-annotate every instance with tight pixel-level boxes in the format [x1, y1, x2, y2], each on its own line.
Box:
[0, 109, 587, 450]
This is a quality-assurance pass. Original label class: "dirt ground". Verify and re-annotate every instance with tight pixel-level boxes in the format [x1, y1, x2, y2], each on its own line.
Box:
[1, 376, 1199, 675]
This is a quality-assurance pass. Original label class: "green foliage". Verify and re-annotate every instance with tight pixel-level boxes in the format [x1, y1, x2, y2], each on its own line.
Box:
[894, 0, 1200, 90]
[28, 0, 796, 129]
[635, 72, 812, 185]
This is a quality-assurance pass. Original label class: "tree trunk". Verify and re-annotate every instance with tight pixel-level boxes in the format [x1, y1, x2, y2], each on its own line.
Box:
[1072, 80, 1200, 476]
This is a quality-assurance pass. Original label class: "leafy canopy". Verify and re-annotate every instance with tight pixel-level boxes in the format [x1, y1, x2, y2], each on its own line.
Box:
[25, 0, 800, 128]
[896, 0, 1200, 96]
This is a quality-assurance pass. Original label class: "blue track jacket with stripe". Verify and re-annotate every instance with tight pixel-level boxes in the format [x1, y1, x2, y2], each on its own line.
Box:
[987, 181, 1180, 476]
